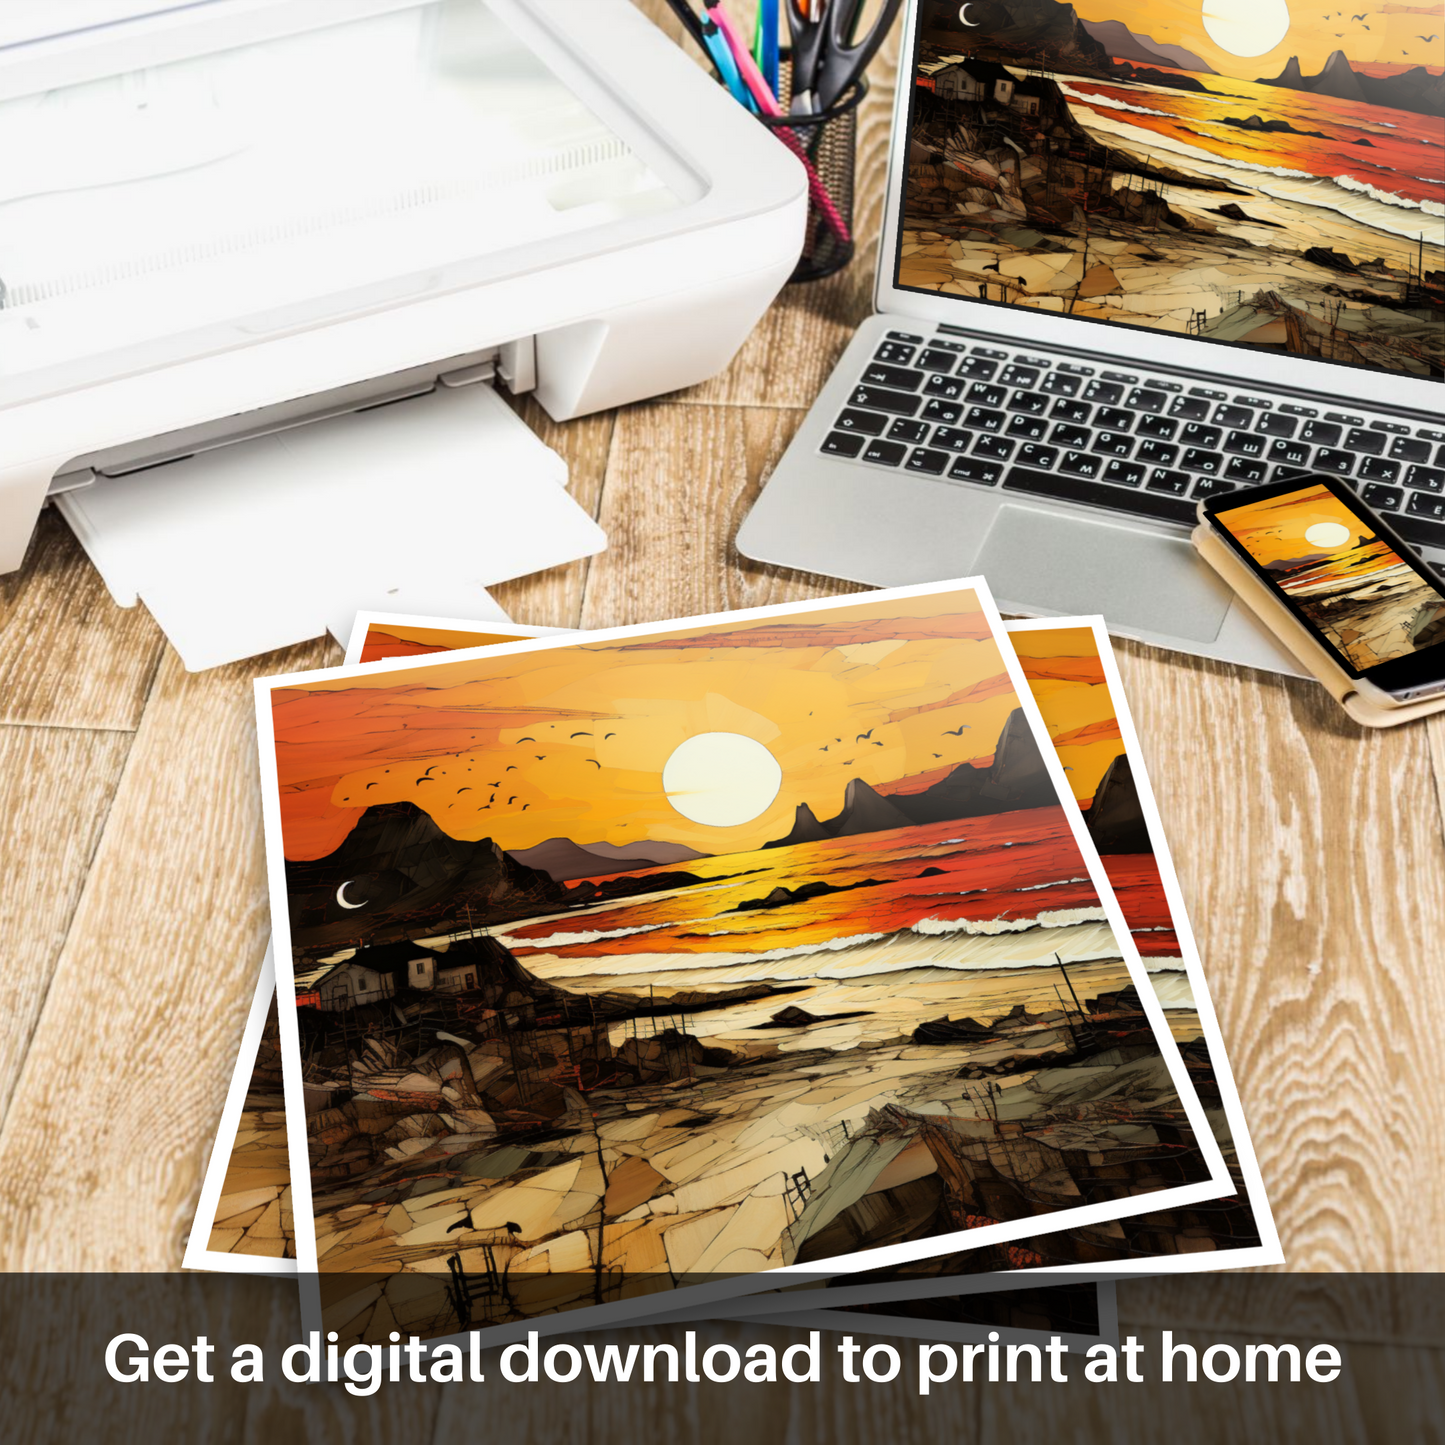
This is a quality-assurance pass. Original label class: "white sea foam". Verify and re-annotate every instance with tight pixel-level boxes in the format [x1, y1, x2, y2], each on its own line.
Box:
[1335, 172, 1445, 217]
[1057, 85, 1175, 120]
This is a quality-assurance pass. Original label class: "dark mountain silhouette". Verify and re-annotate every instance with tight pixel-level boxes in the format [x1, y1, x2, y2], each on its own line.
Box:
[1080, 18, 1216, 73]
[923, 0, 1110, 69]
[765, 708, 1059, 847]
[507, 836, 707, 882]
[1257, 51, 1444, 116]
[286, 802, 561, 953]
[1085, 754, 1151, 853]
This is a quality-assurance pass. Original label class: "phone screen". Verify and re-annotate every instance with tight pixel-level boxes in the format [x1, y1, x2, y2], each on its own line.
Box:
[1209, 480, 1445, 685]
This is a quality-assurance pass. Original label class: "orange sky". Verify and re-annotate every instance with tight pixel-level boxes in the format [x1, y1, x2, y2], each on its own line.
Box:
[1008, 626, 1125, 809]
[357, 626, 532, 664]
[1071, 0, 1444, 79]
[1212, 484, 1391, 575]
[271, 591, 1036, 862]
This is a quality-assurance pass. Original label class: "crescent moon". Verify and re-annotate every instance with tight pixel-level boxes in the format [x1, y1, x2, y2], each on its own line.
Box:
[959, 2, 980, 23]
[336, 880, 368, 910]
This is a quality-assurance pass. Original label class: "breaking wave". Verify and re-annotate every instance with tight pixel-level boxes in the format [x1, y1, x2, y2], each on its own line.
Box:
[1334, 172, 1445, 217]
[1056, 84, 1175, 119]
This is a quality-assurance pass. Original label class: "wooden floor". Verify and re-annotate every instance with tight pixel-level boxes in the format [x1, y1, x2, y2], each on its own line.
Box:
[1, 5, 1442, 1440]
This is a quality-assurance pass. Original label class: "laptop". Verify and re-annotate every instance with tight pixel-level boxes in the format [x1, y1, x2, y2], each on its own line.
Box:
[738, 0, 1444, 673]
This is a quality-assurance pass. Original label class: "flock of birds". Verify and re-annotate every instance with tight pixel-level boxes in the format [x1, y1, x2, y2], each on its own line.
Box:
[1320, 9, 1438, 48]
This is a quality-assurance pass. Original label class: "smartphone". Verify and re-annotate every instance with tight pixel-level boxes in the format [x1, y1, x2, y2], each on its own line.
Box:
[1200, 475, 1445, 706]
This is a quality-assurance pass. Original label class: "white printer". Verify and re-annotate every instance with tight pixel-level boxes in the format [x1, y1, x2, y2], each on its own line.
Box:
[0, 0, 806, 664]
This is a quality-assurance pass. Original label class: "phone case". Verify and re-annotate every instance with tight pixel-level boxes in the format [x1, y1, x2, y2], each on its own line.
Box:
[1192, 523, 1445, 729]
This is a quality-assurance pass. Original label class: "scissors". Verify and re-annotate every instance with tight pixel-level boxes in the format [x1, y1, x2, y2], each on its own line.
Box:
[786, 0, 903, 113]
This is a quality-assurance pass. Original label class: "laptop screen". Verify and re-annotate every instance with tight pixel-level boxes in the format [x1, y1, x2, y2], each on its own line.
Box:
[895, 0, 1443, 380]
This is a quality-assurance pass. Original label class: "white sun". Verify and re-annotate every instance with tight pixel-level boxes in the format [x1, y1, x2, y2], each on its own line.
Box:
[662, 732, 782, 827]
[1304, 521, 1353, 549]
[1201, 0, 1292, 57]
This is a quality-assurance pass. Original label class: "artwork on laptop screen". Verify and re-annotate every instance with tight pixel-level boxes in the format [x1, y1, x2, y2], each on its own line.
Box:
[897, 0, 1443, 376]
[254, 584, 1231, 1344]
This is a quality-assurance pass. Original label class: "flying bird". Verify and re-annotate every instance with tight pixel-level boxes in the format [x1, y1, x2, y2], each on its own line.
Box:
[933, 752, 943, 758]
[365, 781, 378, 789]
[423, 765, 437, 776]
[521, 804, 530, 811]
[518, 736, 535, 743]
[416, 777, 434, 785]
[1350, 10, 1365, 17]
[943, 724, 972, 735]
[507, 796, 518, 804]
[872, 740, 884, 747]
[604, 732, 616, 740]
[505, 765, 517, 772]
[570, 731, 592, 739]
[1418, 33, 1437, 40]
[535, 754, 546, 761]
[586, 759, 601, 768]
[457, 786, 472, 793]
[856, 729, 875, 741]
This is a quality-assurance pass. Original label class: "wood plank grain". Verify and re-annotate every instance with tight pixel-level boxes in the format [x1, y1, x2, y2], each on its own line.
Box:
[489, 397, 614, 631]
[0, 639, 333, 1269]
[0, 726, 134, 1123]
[0, 509, 165, 730]
[1108, 638, 1445, 1271]
[578, 403, 865, 632]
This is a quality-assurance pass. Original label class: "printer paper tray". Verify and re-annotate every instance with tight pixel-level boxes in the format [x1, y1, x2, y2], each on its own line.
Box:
[56, 384, 604, 671]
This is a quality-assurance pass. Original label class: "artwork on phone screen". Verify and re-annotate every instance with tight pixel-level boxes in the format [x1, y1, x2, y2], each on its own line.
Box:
[1216, 482, 1445, 667]
[898, 0, 1443, 376]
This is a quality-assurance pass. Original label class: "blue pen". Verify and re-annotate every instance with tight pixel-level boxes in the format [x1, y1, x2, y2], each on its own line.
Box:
[758, 0, 780, 98]
[700, 14, 755, 110]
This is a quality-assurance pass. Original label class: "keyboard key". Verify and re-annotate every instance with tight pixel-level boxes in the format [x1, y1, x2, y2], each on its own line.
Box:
[1280, 403, 1318, 417]
[1093, 432, 1134, 458]
[930, 427, 974, 453]
[1057, 362, 1094, 376]
[1126, 388, 1167, 413]
[1006, 414, 1048, 441]
[1169, 395, 1211, 421]
[835, 408, 889, 435]
[1369, 420, 1408, 435]
[947, 457, 1003, 485]
[1180, 423, 1222, 449]
[1325, 411, 1363, 426]
[1192, 477, 1235, 499]
[1050, 398, 1092, 424]
[850, 385, 921, 417]
[1314, 448, 1354, 476]
[1016, 444, 1059, 470]
[917, 348, 960, 373]
[1224, 430, 1266, 458]
[964, 406, 1005, 432]
[973, 435, 1015, 462]
[999, 364, 1040, 388]
[957, 356, 999, 380]
[1051, 424, 1092, 450]
[1182, 448, 1223, 474]
[966, 383, 1008, 407]
[1215, 404, 1254, 429]
[1224, 456, 1268, 483]
[861, 438, 907, 466]
[1137, 440, 1179, 468]
[886, 330, 924, 343]
[1269, 438, 1312, 468]
[1345, 428, 1385, 457]
[1147, 469, 1191, 495]
[1095, 405, 1134, 432]
[1103, 459, 1145, 487]
[874, 342, 916, 365]
[1395, 513, 1445, 551]
[863, 363, 925, 390]
[906, 448, 951, 476]
[1389, 436, 1431, 464]
[969, 345, 1006, 358]
[1436, 445, 1445, 466]
[1362, 483, 1403, 511]
[1008, 390, 1050, 415]
[1423, 428, 1445, 443]
[1060, 451, 1103, 478]
[821, 431, 864, 457]
[1359, 457, 1400, 484]
[922, 398, 962, 425]
[1041, 372, 1081, 397]
[1407, 465, 1445, 493]
[1005, 466, 1196, 524]
[924, 374, 966, 400]
[1102, 370, 1137, 385]
[1083, 379, 1123, 404]
[1300, 420, 1341, 446]
[1137, 414, 1178, 441]
[1257, 413, 1298, 438]
[887, 418, 931, 444]
[1407, 491, 1445, 521]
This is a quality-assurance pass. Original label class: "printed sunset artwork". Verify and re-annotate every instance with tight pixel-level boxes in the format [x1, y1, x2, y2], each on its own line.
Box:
[1217, 482, 1445, 666]
[899, 0, 1443, 373]
[260, 589, 1224, 1344]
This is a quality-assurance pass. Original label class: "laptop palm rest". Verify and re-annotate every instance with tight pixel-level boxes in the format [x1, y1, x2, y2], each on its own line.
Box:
[977, 504, 1233, 643]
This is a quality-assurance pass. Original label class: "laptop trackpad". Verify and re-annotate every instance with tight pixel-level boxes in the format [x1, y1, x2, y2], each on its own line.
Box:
[976, 504, 1233, 643]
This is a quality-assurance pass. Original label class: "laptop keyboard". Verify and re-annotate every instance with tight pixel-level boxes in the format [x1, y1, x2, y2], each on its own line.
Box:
[821, 330, 1445, 559]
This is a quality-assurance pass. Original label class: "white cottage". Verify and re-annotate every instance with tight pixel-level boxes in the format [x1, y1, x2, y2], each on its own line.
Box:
[314, 960, 395, 1012]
